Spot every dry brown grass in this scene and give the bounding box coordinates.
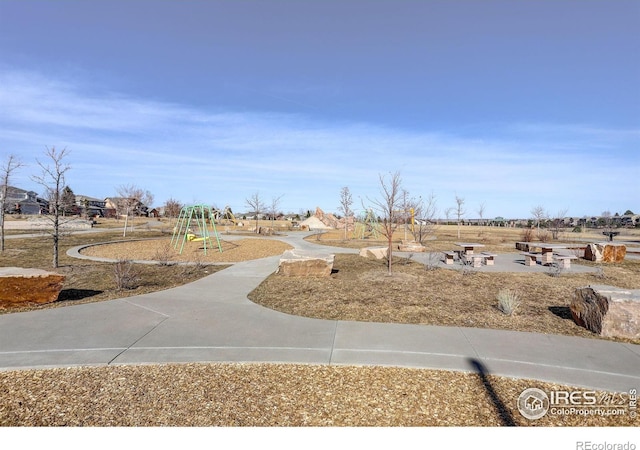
[250,226,640,345]
[0,230,223,313]
[249,254,640,344]
[0,231,291,314]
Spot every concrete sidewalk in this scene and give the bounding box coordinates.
[0,233,638,394]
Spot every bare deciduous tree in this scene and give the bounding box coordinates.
[409,191,438,244]
[531,204,548,238]
[370,171,403,275]
[477,201,486,237]
[31,146,71,268]
[163,198,183,218]
[269,194,284,227]
[245,191,265,233]
[0,154,23,252]
[116,184,154,237]
[550,208,569,240]
[454,194,466,239]
[338,186,354,240]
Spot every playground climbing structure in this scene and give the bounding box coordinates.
[354,209,381,240]
[171,204,223,255]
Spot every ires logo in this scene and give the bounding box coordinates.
[518,388,634,420]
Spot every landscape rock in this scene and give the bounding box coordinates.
[277,249,334,277]
[0,267,65,304]
[397,240,426,252]
[571,285,640,339]
[584,243,626,263]
[359,247,389,260]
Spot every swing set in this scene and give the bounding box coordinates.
[170,204,223,255]
[353,209,381,239]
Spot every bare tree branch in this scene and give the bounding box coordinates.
[115,184,153,237]
[338,186,354,240]
[370,171,402,274]
[31,146,71,268]
[454,194,466,239]
[0,154,24,252]
[245,191,265,233]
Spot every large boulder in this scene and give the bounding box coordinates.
[277,249,334,277]
[0,267,65,304]
[398,240,426,252]
[571,285,640,339]
[584,243,626,262]
[359,246,389,260]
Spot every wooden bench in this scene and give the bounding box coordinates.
[521,252,540,266]
[443,251,456,265]
[554,255,577,269]
[480,252,497,266]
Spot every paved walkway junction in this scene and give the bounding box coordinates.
[0,231,638,393]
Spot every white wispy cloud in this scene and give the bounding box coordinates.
[1,69,637,217]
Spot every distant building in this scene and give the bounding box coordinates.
[104,197,150,218]
[0,186,47,214]
[75,195,107,217]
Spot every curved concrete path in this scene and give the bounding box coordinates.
[0,233,638,394]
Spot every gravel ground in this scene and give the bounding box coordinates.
[1,363,636,427]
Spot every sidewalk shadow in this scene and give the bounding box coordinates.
[467,358,517,426]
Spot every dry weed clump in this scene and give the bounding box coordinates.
[497,289,521,316]
[113,259,140,290]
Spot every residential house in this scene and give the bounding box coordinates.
[0,185,47,214]
[75,195,107,218]
[104,197,149,218]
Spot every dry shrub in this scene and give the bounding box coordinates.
[153,242,177,266]
[497,289,520,316]
[520,228,534,242]
[113,259,140,290]
[547,262,564,278]
[537,229,550,242]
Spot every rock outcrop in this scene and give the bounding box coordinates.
[398,240,426,252]
[277,249,335,277]
[584,243,626,263]
[0,267,65,304]
[299,207,355,232]
[571,285,640,339]
[359,247,389,260]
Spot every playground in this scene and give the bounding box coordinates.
[79,236,292,264]
[0,219,639,426]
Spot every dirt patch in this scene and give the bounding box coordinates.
[80,237,293,263]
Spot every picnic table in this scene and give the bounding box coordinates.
[454,242,485,256]
[539,244,569,265]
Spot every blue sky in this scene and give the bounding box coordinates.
[1,0,638,219]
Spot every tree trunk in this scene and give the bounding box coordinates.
[0,209,5,252]
[387,235,393,274]
[52,226,59,268]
